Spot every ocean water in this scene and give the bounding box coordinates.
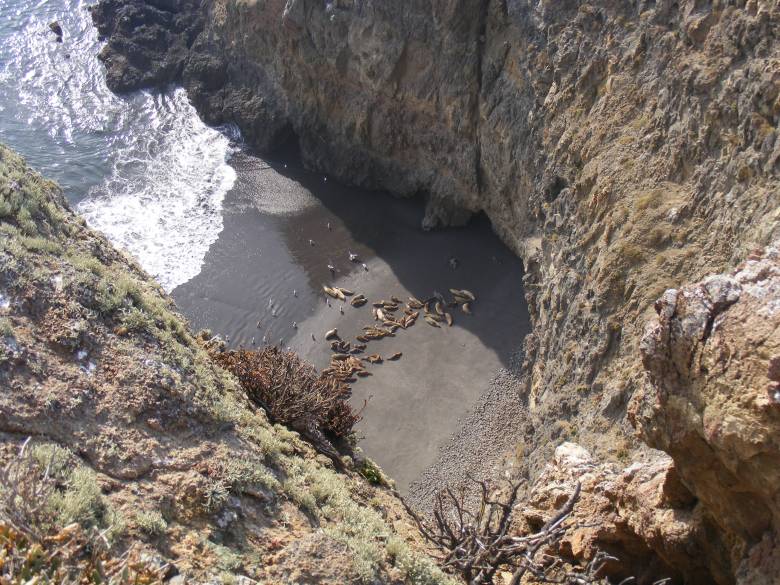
[0,0,237,291]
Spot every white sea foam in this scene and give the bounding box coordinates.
[78,90,237,291]
[0,0,238,292]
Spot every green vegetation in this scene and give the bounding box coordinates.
[279,456,455,584]
[0,317,12,338]
[0,145,65,236]
[2,442,126,542]
[135,509,168,536]
[357,458,385,485]
[205,459,280,514]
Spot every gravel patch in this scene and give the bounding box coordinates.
[405,350,531,514]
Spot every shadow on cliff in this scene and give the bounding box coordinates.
[257,142,531,369]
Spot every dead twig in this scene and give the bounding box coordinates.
[404,479,621,584]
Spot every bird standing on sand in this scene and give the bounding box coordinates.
[293,289,297,297]
[339,306,344,315]
[328,263,335,273]
[262,335,267,343]
[348,251,359,262]
[327,222,331,230]
[311,333,316,341]
[309,239,315,246]
[362,263,368,271]
[292,321,298,329]
[251,337,256,345]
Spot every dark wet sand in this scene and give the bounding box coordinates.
[173,151,531,492]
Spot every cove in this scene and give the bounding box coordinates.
[172,149,532,491]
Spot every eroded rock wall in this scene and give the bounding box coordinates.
[632,244,780,581]
[92,0,780,474]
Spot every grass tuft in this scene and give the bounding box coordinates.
[135,509,168,536]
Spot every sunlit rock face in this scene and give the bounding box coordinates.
[633,244,780,583]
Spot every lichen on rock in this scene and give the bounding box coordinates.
[632,243,780,582]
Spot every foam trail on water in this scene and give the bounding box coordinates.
[78,91,238,291]
[0,0,238,291]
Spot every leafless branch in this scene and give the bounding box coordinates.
[403,479,624,585]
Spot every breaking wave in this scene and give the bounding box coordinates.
[0,0,237,291]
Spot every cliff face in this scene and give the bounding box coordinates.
[0,144,453,584]
[633,245,780,582]
[92,0,780,470]
[89,0,780,581]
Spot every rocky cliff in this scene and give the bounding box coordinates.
[632,244,780,583]
[86,0,780,582]
[92,0,780,463]
[0,144,453,584]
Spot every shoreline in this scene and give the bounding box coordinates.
[174,150,531,492]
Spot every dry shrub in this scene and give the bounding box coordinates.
[214,347,362,439]
[0,439,163,584]
[0,522,166,584]
[405,479,612,585]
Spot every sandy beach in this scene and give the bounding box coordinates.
[173,151,530,492]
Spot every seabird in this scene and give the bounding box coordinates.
[339,306,344,315]
[311,333,316,341]
[309,239,315,246]
[251,337,256,345]
[292,321,298,329]
[348,251,359,262]
[327,222,331,230]
[327,263,335,272]
[293,289,297,297]
[262,335,267,343]
[362,263,368,271]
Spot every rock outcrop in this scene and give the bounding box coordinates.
[632,244,780,583]
[0,144,453,584]
[523,443,725,585]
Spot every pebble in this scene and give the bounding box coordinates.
[406,352,527,514]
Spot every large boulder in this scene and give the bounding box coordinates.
[524,443,727,584]
[632,244,780,582]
